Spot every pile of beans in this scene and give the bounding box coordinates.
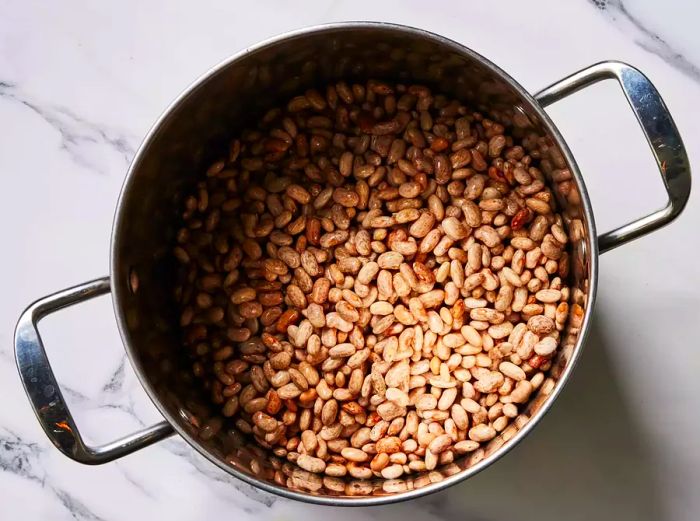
[173,79,570,483]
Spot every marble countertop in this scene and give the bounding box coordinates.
[2,0,699,520]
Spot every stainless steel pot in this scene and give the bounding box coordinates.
[15,22,691,505]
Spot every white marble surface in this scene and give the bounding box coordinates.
[2,0,699,519]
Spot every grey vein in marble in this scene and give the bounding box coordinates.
[162,439,277,508]
[114,463,158,501]
[591,0,700,81]
[101,356,126,394]
[53,489,107,521]
[0,427,46,485]
[0,428,106,520]
[0,81,136,174]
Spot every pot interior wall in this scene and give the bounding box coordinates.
[112,24,591,500]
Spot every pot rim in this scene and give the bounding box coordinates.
[110,21,599,506]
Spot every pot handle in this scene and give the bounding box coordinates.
[14,277,174,464]
[535,61,691,253]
